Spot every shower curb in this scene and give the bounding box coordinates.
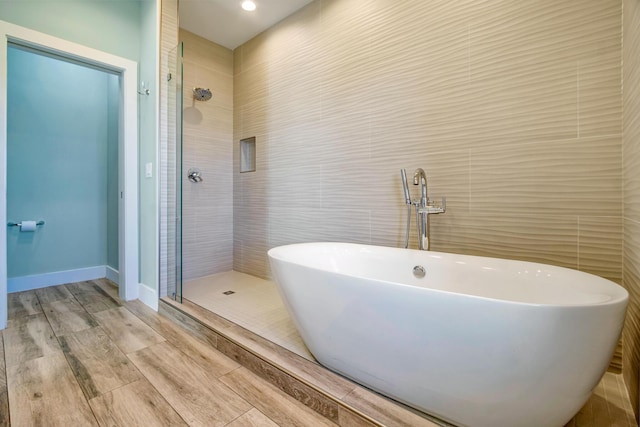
[158,297,448,427]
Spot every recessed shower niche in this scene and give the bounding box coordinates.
[240,137,256,173]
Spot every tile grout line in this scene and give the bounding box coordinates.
[63,282,119,425]
[72,281,192,427]
[45,283,165,426]
[121,349,192,426]
[139,306,277,424]
[120,300,247,426]
[36,284,102,426]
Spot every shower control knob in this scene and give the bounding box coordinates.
[187,168,203,183]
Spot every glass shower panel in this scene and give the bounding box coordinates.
[166,42,183,302]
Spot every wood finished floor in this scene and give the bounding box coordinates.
[0,279,636,427]
[0,279,338,426]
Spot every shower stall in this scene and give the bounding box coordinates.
[163,31,310,359]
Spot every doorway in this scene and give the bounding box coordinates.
[0,20,139,329]
[7,44,119,292]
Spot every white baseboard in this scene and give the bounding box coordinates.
[137,283,158,311]
[106,266,119,285]
[8,266,107,293]
[7,266,158,312]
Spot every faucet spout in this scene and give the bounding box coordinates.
[413,168,428,206]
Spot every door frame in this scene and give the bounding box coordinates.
[0,20,139,329]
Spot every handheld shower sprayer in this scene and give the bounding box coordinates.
[401,169,411,205]
[401,169,412,248]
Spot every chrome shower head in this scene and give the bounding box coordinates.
[193,87,212,101]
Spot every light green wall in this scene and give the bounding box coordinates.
[1,0,159,292]
[138,0,159,291]
[7,46,118,279]
[0,0,141,61]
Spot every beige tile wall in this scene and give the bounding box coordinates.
[232,0,627,402]
[623,0,640,419]
[233,0,622,279]
[180,29,234,281]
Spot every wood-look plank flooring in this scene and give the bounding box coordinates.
[2,280,636,427]
[0,280,340,427]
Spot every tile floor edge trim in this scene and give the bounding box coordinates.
[159,297,405,427]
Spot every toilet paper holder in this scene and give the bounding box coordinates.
[7,220,45,227]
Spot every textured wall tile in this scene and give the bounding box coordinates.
[370,206,419,250]
[234,133,270,277]
[268,207,372,250]
[240,100,269,140]
[234,184,269,277]
[239,32,270,73]
[262,1,322,67]
[624,0,640,221]
[369,80,473,142]
[183,241,234,280]
[470,136,622,216]
[429,212,579,269]
[467,0,621,141]
[369,0,471,79]
[234,240,271,279]
[579,51,622,137]
[623,219,640,418]
[469,0,621,80]
[180,29,234,281]
[265,126,324,209]
[320,0,378,45]
[316,122,372,210]
[266,207,329,249]
[375,72,576,143]
[368,145,470,214]
[624,0,640,417]
[268,81,322,133]
[466,60,578,141]
[234,62,269,109]
[624,126,640,220]
[318,0,380,123]
[578,216,622,283]
[182,29,233,76]
[268,65,322,136]
[233,45,242,76]
[233,0,622,282]
[184,68,233,109]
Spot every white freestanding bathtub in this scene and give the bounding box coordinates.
[267,242,628,427]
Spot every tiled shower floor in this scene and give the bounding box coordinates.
[183,271,313,359]
[183,271,636,427]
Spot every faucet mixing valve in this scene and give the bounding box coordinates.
[400,168,446,251]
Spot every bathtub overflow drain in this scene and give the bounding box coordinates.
[413,265,426,278]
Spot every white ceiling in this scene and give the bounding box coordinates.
[179,0,315,50]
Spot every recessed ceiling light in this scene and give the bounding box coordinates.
[241,1,256,11]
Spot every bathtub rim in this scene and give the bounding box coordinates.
[267,242,629,309]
